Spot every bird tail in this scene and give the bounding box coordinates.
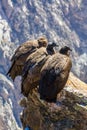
[6,61,16,81]
[6,61,15,76]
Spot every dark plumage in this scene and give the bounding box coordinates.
[7,37,48,81]
[39,46,72,103]
[46,42,58,55]
[21,43,58,97]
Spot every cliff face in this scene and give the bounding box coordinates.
[0,0,87,130]
[0,74,21,130]
[0,0,87,82]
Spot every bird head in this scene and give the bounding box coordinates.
[59,46,72,56]
[47,42,59,49]
[46,42,59,55]
[38,36,48,47]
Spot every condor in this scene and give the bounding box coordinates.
[7,37,48,81]
[39,46,72,103]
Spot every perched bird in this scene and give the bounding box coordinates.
[21,43,58,97]
[7,37,48,81]
[39,46,72,103]
[46,42,58,55]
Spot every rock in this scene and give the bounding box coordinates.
[20,73,87,130]
[0,73,21,130]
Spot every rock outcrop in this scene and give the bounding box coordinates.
[20,73,87,130]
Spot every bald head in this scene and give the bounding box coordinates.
[59,46,72,56]
[37,36,48,47]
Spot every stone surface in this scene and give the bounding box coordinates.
[20,73,87,130]
[0,73,21,130]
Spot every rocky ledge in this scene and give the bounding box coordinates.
[20,73,87,130]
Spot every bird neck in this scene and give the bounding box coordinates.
[46,46,55,55]
[59,50,69,56]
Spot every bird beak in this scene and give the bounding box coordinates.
[56,45,59,47]
[67,49,72,56]
[54,44,59,47]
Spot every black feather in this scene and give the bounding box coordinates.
[38,67,62,102]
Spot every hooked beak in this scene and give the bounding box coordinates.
[52,42,59,47]
[67,49,72,56]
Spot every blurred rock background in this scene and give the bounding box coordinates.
[0,0,87,129]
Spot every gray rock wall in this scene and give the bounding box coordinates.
[0,0,87,129]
